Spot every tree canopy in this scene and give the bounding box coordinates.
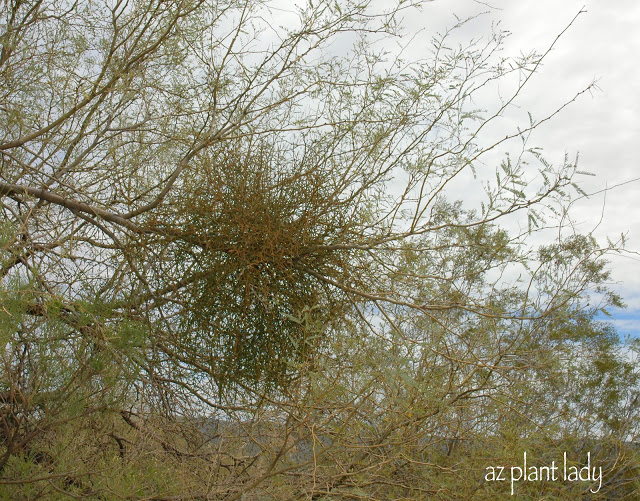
[1,0,638,498]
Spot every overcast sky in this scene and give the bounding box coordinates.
[400,0,640,338]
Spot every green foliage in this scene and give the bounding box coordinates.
[0,0,637,498]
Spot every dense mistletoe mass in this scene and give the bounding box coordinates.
[0,0,638,498]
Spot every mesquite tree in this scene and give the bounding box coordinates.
[1,0,637,497]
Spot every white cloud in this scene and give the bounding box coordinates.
[408,0,640,333]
